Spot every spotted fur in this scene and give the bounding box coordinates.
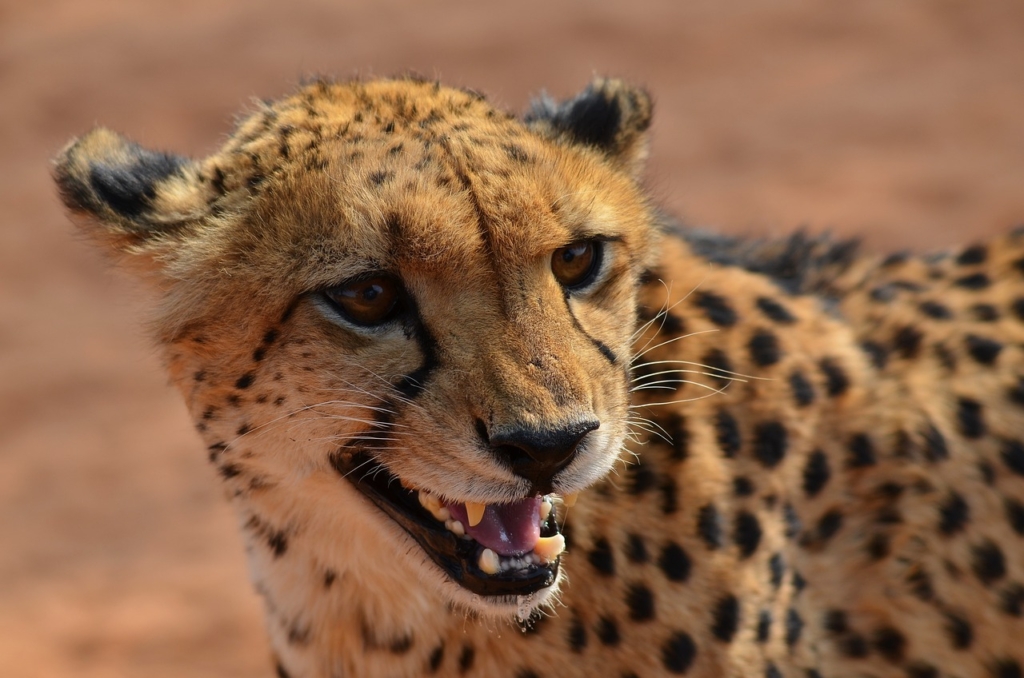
[56,76,1024,677]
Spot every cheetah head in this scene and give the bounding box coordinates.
[54,77,658,617]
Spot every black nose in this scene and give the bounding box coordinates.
[482,419,600,494]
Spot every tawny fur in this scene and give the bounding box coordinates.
[55,76,1024,678]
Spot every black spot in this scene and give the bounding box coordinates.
[819,358,850,396]
[784,504,803,539]
[957,244,987,265]
[792,570,807,592]
[934,342,958,370]
[786,608,804,648]
[516,670,539,678]
[734,511,763,559]
[865,533,890,560]
[237,423,252,436]
[817,510,844,542]
[661,476,679,515]
[753,421,788,468]
[628,459,657,495]
[972,540,1007,585]
[966,334,1003,365]
[662,631,697,674]
[749,330,783,366]
[957,398,985,439]
[803,450,831,497]
[263,328,279,344]
[1013,298,1024,321]
[714,409,741,458]
[1000,583,1024,616]
[789,370,816,407]
[972,303,1000,321]
[588,537,615,576]
[919,300,953,319]
[906,567,935,601]
[765,663,782,678]
[872,627,905,662]
[368,170,393,185]
[980,460,996,484]
[945,613,973,649]
[458,644,475,672]
[734,476,755,496]
[710,594,740,642]
[218,464,242,480]
[324,570,336,588]
[1006,498,1024,534]
[769,553,785,588]
[905,662,939,678]
[999,440,1024,477]
[268,531,288,557]
[698,504,723,549]
[938,491,970,535]
[1009,377,1024,406]
[823,609,848,634]
[568,615,587,652]
[252,347,266,362]
[954,272,990,289]
[426,644,445,672]
[624,533,649,564]
[847,433,876,468]
[839,633,870,658]
[893,325,924,359]
[235,373,255,389]
[194,370,206,383]
[757,610,772,642]
[695,291,738,327]
[596,616,620,646]
[660,542,691,582]
[756,296,797,324]
[702,348,735,387]
[860,340,889,369]
[663,413,691,461]
[992,659,1024,678]
[921,424,949,462]
[626,584,656,621]
[382,121,395,134]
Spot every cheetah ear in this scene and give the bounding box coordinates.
[53,128,209,271]
[525,77,653,177]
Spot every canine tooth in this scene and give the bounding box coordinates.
[465,501,486,527]
[418,491,440,512]
[562,492,579,508]
[533,534,566,563]
[479,548,499,575]
[446,519,465,537]
[539,498,552,521]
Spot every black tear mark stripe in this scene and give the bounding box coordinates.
[394,294,442,400]
[561,293,618,366]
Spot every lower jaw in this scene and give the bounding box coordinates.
[341,452,562,598]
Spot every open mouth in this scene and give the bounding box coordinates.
[338,452,569,597]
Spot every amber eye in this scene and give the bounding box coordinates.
[324,275,402,327]
[551,240,602,290]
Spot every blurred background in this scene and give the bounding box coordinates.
[2,0,1024,675]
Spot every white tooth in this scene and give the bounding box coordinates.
[446,519,465,537]
[437,507,451,522]
[562,492,579,508]
[539,498,552,522]
[418,491,440,513]
[479,548,500,575]
[533,534,566,563]
[465,501,486,527]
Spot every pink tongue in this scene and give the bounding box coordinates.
[446,498,541,557]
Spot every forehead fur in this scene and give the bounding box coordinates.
[169,78,652,321]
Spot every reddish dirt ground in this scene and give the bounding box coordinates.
[3,1,1024,676]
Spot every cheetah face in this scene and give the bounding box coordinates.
[55,77,658,614]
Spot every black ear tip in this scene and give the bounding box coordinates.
[53,128,188,220]
[526,77,652,158]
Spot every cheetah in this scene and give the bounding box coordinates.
[54,76,1024,678]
